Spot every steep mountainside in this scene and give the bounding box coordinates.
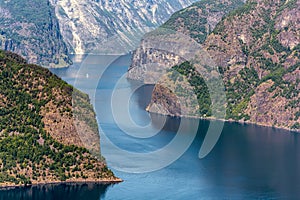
[133,0,300,131]
[49,0,198,54]
[0,50,120,187]
[202,0,300,130]
[128,0,245,83]
[0,0,72,68]
[0,0,197,66]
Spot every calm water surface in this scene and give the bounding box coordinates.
[1,54,299,199]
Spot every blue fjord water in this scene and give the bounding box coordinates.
[0,54,299,199]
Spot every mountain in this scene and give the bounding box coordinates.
[49,0,198,54]
[0,0,197,67]
[0,50,120,187]
[128,0,245,83]
[0,0,72,68]
[130,0,300,131]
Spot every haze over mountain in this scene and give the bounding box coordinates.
[0,0,72,68]
[49,0,198,54]
[0,0,198,67]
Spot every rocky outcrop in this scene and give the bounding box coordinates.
[202,0,300,131]
[128,0,245,83]
[134,0,300,132]
[49,0,198,55]
[0,0,72,68]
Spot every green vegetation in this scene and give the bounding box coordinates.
[171,62,212,116]
[225,67,259,120]
[0,0,51,25]
[158,0,299,131]
[209,0,299,124]
[0,50,114,185]
[226,1,257,19]
[161,0,245,44]
[0,0,71,67]
[291,123,300,130]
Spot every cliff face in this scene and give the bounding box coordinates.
[49,0,198,54]
[202,0,300,130]
[1,0,197,67]
[128,0,245,83]
[0,0,72,68]
[134,0,300,131]
[0,50,119,187]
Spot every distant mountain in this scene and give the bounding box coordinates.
[0,0,71,68]
[0,50,120,187]
[49,0,198,54]
[128,0,245,82]
[129,0,300,131]
[0,0,197,67]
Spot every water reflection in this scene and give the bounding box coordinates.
[0,183,111,200]
[150,113,181,132]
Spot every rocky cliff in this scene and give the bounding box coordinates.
[1,0,197,67]
[0,50,120,187]
[202,0,300,130]
[128,0,245,83]
[49,0,198,54]
[0,0,72,68]
[132,0,300,132]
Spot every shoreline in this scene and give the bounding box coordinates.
[147,109,300,133]
[0,178,123,190]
